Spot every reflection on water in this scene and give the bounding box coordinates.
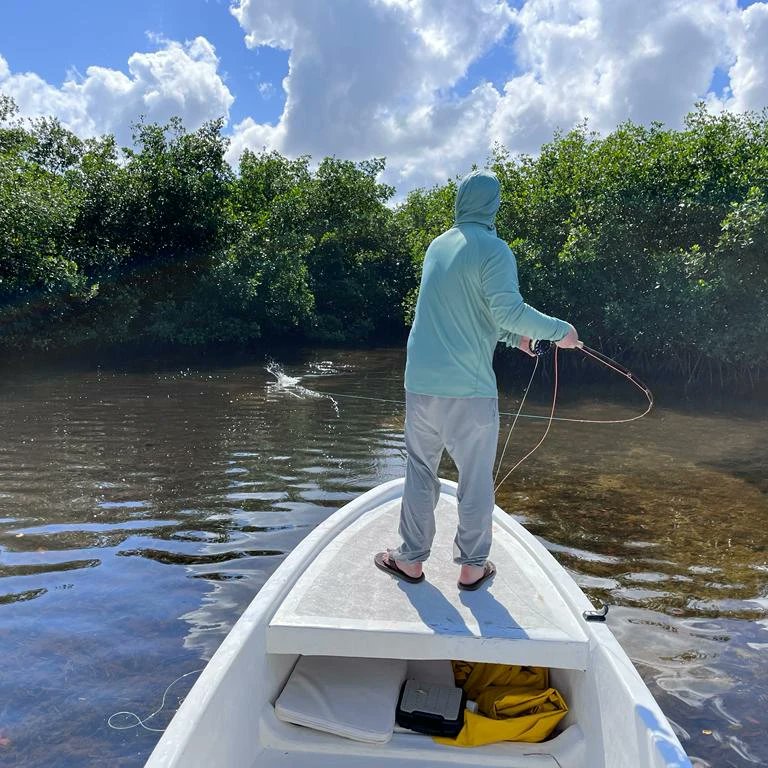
[0,348,765,767]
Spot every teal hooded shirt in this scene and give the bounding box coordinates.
[404,170,570,398]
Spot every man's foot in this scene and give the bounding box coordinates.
[374,552,424,583]
[458,561,496,591]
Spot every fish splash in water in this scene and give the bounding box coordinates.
[265,361,339,415]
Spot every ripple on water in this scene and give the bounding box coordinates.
[614,586,673,602]
[225,491,290,502]
[538,537,622,564]
[623,571,674,583]
[0,558,101,578]
[0,351,766,767]
[116,548,284,566]
[97,500,152,510]
[0,587,48,604]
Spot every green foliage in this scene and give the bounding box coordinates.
[120,117,234,282]
[0,100,414,351]
[491,106,768,372]
[0,93,766,380]
[0,107,87,348]
[300,156,412,341]
[395,182,456,323]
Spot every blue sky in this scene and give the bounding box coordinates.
[1,1,767,191]
[0,0,288,125]
[1,0,529,124]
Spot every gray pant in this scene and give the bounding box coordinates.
[392,392,499,567]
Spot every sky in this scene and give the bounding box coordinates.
[1,0,767,193]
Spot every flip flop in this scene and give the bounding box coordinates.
[374,552,425,584]
[458,561,496,591]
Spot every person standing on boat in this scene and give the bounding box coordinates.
[375,169,579,590]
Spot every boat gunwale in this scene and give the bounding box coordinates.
[145,479,407,766]
[146,478,692,768]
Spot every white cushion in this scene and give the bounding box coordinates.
[275,656,407,743]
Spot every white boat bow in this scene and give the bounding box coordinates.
[146,478,692,768]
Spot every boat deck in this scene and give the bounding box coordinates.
[268,495,589,670]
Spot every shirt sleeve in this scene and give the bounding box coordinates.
[498,330,521,348]
[481,243,570,342]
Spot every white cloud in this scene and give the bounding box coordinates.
[229,0,514,188]
[257,81,275,98]
[491,0,736,154]
[226,115,284,162]
[727,2,768,112]
[3,2,768,192]
[0,37,233,147]
[228,0,768,192]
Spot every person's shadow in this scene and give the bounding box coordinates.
[397,578,527,640]
[397,580,474,636]
[458,585,527,639]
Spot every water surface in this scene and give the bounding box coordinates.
[0,348,765,767]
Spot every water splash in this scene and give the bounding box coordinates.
[307,360,348,375]
[265,361,339,415]
[265,361,301,389]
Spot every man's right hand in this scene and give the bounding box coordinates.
[556,324,580,348]
[517,335,537,357]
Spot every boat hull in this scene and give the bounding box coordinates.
[145,479,691,768]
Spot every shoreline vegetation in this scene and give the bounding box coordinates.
[1,95,766,389]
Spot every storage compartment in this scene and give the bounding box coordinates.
[271,654,583,762]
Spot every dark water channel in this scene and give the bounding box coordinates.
[0,348,766,767]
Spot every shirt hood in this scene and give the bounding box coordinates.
[454,169,501,230]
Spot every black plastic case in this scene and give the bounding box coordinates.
[395,679,467,737]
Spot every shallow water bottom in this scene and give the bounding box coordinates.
[0,348,765,767]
